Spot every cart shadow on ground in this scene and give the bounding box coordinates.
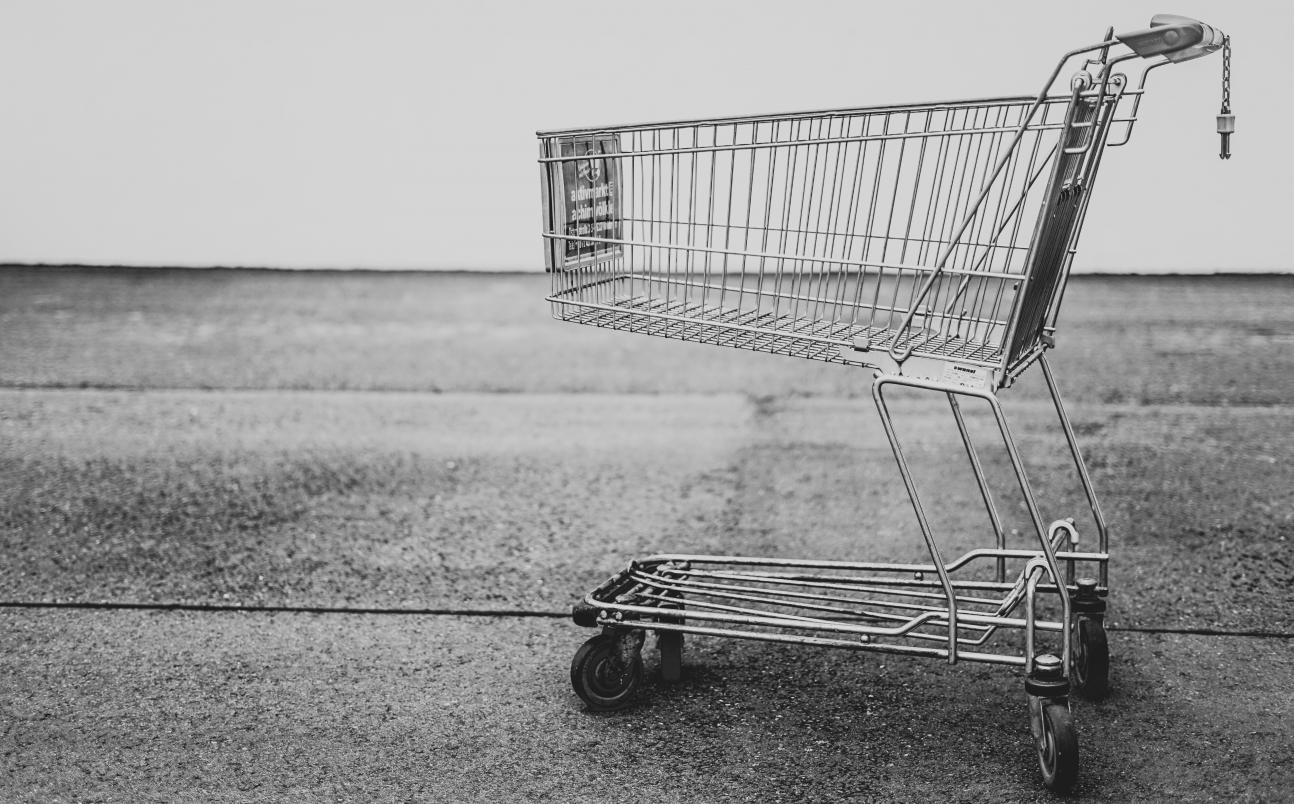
[539,625,1290,802]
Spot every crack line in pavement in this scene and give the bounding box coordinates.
[1104,624,1294,639]
[2,601,1292,639]
[0,601,565,618]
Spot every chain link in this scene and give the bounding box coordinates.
[1221,35,1231,113]
[1221,36,1232,112]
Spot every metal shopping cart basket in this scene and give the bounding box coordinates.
[536,14,1231,792]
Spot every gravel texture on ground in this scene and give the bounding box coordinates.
[3,390,1291,634]
[1,268,1291,801]
[2,268,1291,405]
[2,612,1289,803]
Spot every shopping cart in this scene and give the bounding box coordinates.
[537,15,1230,793]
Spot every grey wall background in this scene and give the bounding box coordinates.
[0,1,1282,272]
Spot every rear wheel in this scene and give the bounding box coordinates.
[1071,615,1110,699]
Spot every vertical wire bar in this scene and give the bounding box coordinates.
[986,102,1038,342]
[998,99,1061,341]
[879,112,910,331]
[859,114,888,321]
[987,117,1050,353]
[729,120,750,312]
[858,109,905,331]
[873,377,960,663]
[954,105,1008,342]
[1039,355,1110,589]
[791,116,824,320]
[833,113,868,327]
[822,115,850,324]
[984,389,1072,675]
[884,109,931,335]
[843,116,875,329]
[812,115,848,323]
[669,126,680,323]
[787,119,815,319]
[703,125,719,312]
[648,129,659,301]
[928,108,976,336]
[754,121,781,320]
[686,125,700,311]
[897,109,933,267]
[927,107,966,267]
[877,110,906,273]
[772,120,803,321]
[929,106,981,339]
[809,117,832,322]
[947,393,1008,583]
[731,121,747,311]
[734,122,759,314]
[541,138,557,303]
[906,111,954,330]
[822,116,855,325]
[968,104,1021,344]
[795,116,823,320]
[958,105,1005,341]
[631,130,641,300]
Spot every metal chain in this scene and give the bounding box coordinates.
[1218,36,1233,159]
[1221,35,1231,114]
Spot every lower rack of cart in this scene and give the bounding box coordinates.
[568,524,1110,793]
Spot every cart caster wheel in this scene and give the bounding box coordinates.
[1071,615,1109,699]
[570,633,643,711]
[658,631,683,683]
[1034,700,1079,793]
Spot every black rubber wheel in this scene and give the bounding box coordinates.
[1071,615,1110,699]
[1037,701,1079,793]
[570,634,643,711]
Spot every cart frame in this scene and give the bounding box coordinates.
[538,15,1227,793]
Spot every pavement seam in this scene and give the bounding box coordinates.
[2,601,1291,639]
[0,600,566,618]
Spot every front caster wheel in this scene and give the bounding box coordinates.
[1071,615,1110,699]
[570,633,643,711]
[1034,700,1079,793]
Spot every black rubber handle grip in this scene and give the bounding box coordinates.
[1116,14,1225,63]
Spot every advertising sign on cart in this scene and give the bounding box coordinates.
[543,135,622,270]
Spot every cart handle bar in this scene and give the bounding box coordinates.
[1116,14,1225,63]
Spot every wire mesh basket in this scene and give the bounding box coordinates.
[543,80,1132,387]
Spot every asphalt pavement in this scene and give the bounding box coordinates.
[1,269,1291,802]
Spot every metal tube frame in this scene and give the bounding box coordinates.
[553,21,1211,680]
[583,365,1109,678]
[1039,355,1110,589]
[872,372,1073,674]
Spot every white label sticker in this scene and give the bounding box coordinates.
[940,362,989,389]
